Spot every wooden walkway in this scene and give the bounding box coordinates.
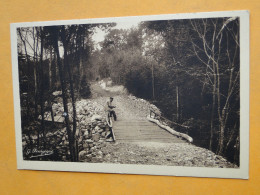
[113,119,186,143]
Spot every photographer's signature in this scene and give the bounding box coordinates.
[26,148,54,158]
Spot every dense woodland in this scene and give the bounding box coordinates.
[17,17,240,164]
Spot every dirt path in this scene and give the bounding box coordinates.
[112,96,186,143]
[91,83,185,143]
[88,82,237,168]
[91,82,148,120]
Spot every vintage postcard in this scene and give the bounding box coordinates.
[11,10,249,178]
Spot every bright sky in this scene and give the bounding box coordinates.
[92,21,140,44]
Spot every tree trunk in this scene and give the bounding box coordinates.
[49,47,52,89]
[33,27,39,119]
[18,29,31,123]
[78,36,84,93]
[209,73,216,150]
[218,122,225,155]
[61,28,78,161]
[49,99,55,124]
[53,52,58,89]
[39,27,46,147]
[176,86,179,122]
[52,28,75,162]
[152,63,155,100]
[224,122,237,153]
[64,46,77,160]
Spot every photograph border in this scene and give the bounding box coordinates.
[11,10,249,179]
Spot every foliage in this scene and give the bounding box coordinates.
[79,75,91,98]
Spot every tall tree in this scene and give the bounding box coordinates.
[190,18,240,155]
[46,26,76,161]
[38,27,46,146]
[60,25,78,161]
[17,28,31,122]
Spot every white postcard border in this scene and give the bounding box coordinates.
[11,10,249,179]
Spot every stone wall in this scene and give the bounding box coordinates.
[22,98,113,162]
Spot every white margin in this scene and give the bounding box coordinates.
[10,10,250,179]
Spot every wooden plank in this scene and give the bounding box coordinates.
[113,126,161,129]
[127,125,153,126]
[113,118,186,143]
[115,139,184,142]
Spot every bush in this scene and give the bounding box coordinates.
[80,76,91,98]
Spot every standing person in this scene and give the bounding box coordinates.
[106,97,117,121]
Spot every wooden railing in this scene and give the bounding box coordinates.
[149,109,190,130]
[148,108,193,143]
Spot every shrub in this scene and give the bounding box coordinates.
[80,76,91,98]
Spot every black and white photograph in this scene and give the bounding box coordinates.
[11,11,249,178]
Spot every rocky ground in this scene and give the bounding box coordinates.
[99,142,237,168]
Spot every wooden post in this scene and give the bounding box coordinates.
[176,86,179,122]
[152,63,155,100]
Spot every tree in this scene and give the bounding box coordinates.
[190,18,240,155]
[44,25,77,161]
[43,23,114,161]
[142,27,165,100]
[38,27,47,146]
[142,20,192,121]
[97,28,144,85]
[17,28,32,122]
[60,25,78,161]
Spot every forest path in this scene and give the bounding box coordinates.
[113,97,186,143]
[91,82,185,143]
[89,82,236,168]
